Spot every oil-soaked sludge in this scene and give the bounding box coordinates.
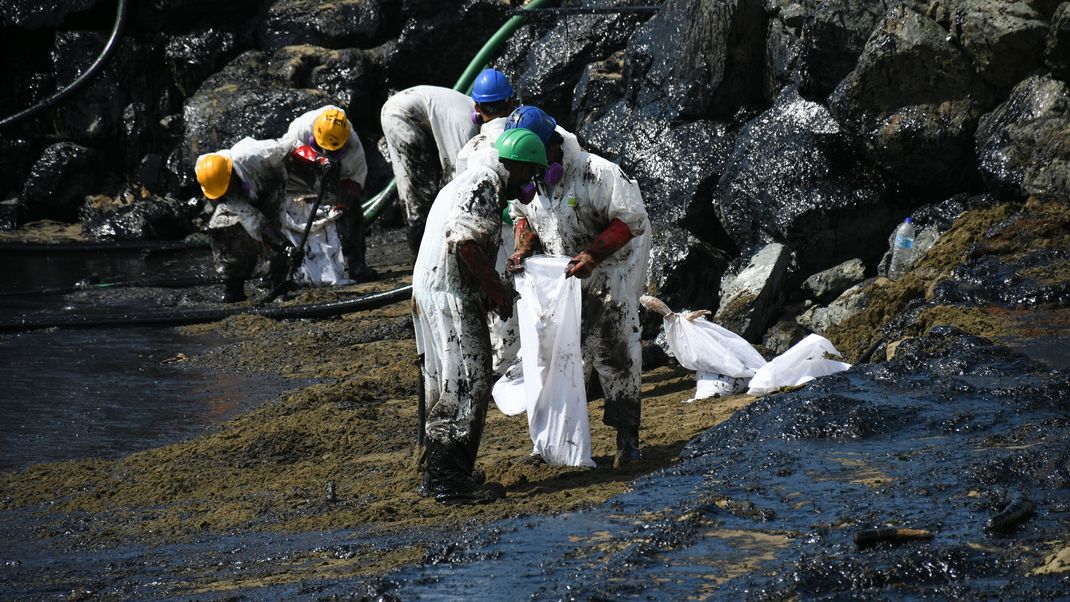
[377,327,1069,600]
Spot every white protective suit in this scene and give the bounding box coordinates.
[277,105,369,286]
[202,137,289,283]
[412,148,508,463]
[511,129,651,431]
[278,104,368,190]
[454,116,519,374]
[381,86,478,243]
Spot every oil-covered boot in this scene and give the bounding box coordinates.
[222,279,246,303]
[420,440,502,505]
[613,425,642,469]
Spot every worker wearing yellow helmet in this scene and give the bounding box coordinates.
[278,105,374,282]
[194,137,291,303]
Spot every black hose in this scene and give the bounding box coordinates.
[0,285,412,332]
[0,0,129,131]
[0,239,208,254]
[0,276,225,297]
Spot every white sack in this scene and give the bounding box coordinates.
[691,372,750,402]
[280,203,351,287]
[514,255,594,467]
[746,333,851,396]
[664,312,767,377]
[491,360,526,416]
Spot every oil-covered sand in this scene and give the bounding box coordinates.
[2,199,1069,599]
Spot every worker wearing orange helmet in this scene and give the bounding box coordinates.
[278,105,374,282]
[195,137,291,302]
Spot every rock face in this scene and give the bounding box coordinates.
[798,0,902,100]
[0,0,96,29]
[829,5,994,196]
[950,0,1050,91]
[624,0,767,120]
[80,187,194,241]
[712,87,898,273]
[258,0,392,53]
[797,280,870,334]
[715,242,790,342]
[20,142,102,221]
[975,74,1070,202]
[1047,2,1070,80]
[801,258,866,303]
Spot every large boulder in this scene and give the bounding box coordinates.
[949,0,1049,91]
[496,0,652,123]
[712,87,899,273]
[20,142,103,221]
[797,0,906,100]
[386,0,507,89]
[1046,2,1070,81]
[801,258,866,303]
[624,0,767,120]
[828,5,994,196]
[764,3,808,103]
[975,74,1070,202]
[165,29,242,100]
[715,242,790,342]
[258,0,392,52]
[0,137,39,201]
[0,0,95,28]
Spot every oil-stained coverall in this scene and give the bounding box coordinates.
[453,116,518,375]
[279,105,370,280]
[412,148,511,498]
[202,137,289,298]
[381,86,479,255]
[510,129,651,462]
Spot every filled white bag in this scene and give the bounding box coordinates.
[513,255,595,467]
[491,359,526,416]
[280,203,352,286]
[746,333,851,396]
[640,295,766,402]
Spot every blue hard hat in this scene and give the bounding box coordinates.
[505,105,557,145]
[471,68,514,103]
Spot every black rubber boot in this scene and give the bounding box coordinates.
[420,440,502,505]
[613,426,642,469]
[222,279,246,303]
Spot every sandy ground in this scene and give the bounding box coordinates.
[0,236,758,589]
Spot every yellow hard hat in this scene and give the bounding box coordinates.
[195,153,233,200]
[313,108,350,151]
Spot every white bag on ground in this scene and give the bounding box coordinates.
[640,295,766,402]
[491,359,526,416]
[280,202,352,286]
[746,333,851,396]
[513,255,594,467]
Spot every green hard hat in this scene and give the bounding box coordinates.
[495,127,548,167]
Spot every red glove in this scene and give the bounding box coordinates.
[507,218,541,273]
[565,218,634,279]
[291,145,335,174]
[457,240,514,320]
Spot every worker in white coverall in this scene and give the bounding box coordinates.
[507,110,651,469]
[382,68,517,256]
[278,106,373,282]
[451,105,553,376]
[195,137,291,303]
[412,128,547,505]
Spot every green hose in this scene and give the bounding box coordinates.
[361,0,553,222]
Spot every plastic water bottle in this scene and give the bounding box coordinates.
[888,217,915,280]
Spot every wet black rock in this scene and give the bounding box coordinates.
[645,237,730,337]
[497,0,653,123]
[571,51,627,130]
[624,0,767,120]
[797,0,906,100]
[165,29,242,100]
[763,5,806,103]
[949,0,1049,91]
[258,0,394,53]
[51,32,167,146]
[1046,3,1070,80]
[0,198,26,230]
[828,5,994,196]
[933,248,1070,308]
[0,0,95,29]
[712,87,899,272]
[80,187,195,241]
[975,74,1070,202]
[386,0,507,89]
[0,138,39,201]
[20,142,102,221]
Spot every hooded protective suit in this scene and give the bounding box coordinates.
[279,105,370,281]
[381,86,479,253]
[511,129,650,432]
[412,148,510,487]
[201,137,289,286]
